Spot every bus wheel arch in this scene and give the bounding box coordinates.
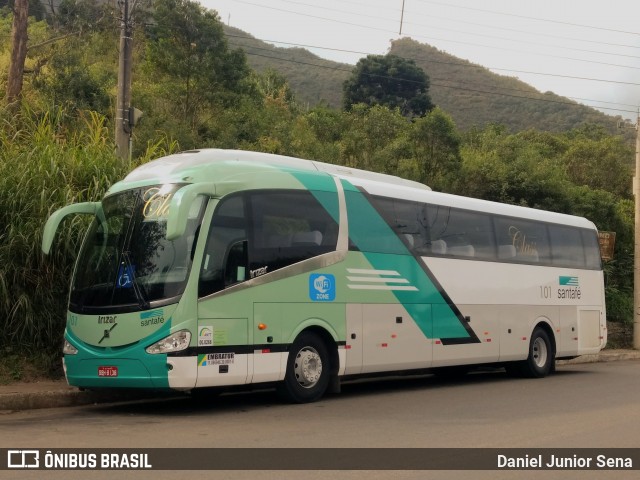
[535,321,557,370]
[278,328,337,403]
[508,322,556,378]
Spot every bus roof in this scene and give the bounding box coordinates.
[123,149,431,192]
[356,177,596,230]
[120,149,594,231]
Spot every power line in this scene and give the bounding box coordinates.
[281,0,640,58]
[417,0,640,37]
[401,31,640,71]
[407,11,640,51]
[233,1,640,71]
[332,0,640,50]
[226,33,640,89]
[567,97,640,109]
[228,40,638,115]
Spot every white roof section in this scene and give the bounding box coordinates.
[124,148,431,191]
[359,177,595,229]
[124,149,593,230]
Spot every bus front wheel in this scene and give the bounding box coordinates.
[278,332,330,403]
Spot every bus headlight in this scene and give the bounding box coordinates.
[63,339,78,355]
[146,330,191,354]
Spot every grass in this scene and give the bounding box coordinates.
[0,104,176,376]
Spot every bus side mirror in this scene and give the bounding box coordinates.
[166,183,216,241]
[42,202,101,254]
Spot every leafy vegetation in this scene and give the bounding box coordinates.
[0,1,635,379]
[343,54,433,118]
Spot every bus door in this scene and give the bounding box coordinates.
[196,197,251,387]
[196,241,250,387]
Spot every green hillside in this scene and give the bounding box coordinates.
[388,38,623,133]
[226,27,626,134]
[224,25,350,109]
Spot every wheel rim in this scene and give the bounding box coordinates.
[532,336,548,368]
[293,346,323,389]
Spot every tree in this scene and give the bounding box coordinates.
[39,44,111,112]
[290,105,345,162]
[409,107,461,189]
[560,129,633,198]
[339,104,410,173]
[342,54,433,118]
[458,125,571,212]
[144,0,252,130]
[6,0,28,107]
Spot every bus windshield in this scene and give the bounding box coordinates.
[69,184,205,313]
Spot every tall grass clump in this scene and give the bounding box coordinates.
[0,104,151,374]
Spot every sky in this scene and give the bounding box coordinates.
[199,0,640,121]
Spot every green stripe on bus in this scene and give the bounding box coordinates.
[291,173,469,340]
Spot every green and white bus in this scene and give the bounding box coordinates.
[42,149,606,403]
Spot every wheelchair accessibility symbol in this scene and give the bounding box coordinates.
[117,264,135,289]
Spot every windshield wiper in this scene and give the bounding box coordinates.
[121,251,150,310]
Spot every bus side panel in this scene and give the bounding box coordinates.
[360,304,432,373]
[425,257,605,363]
[252,303,285,384]
[254,302,345,383]
[578,308,606,353]
[432,304,499,367]
[498,306,543,362]
[558,305,579,358]
[194,317,250,388]
[345,304,364,375]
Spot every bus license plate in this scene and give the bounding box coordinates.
[98,366,118,377]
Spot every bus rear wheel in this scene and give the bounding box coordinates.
[278,332,330,403]
[508,327,554,378]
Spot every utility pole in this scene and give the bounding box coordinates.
[635,113,640,349]
[399,0,406,35]
[115,0,133,162]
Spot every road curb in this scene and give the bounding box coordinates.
[0,387,179,412]
[0,389,95,411]
[558,350,640,365]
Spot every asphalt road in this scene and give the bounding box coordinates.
[1,360,639,480]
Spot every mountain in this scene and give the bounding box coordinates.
[224,26,628,134]
[224,26,351,109]
[388,38,624,133]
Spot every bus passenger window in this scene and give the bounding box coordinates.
[248,190,339,275]
[369,196,427,254]
[493,217,550,264]
[426,205,495,260]
[582,230,602,269]
[549,225,585,268]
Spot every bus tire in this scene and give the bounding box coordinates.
[519,327,554,378]
[278,332,330,403]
